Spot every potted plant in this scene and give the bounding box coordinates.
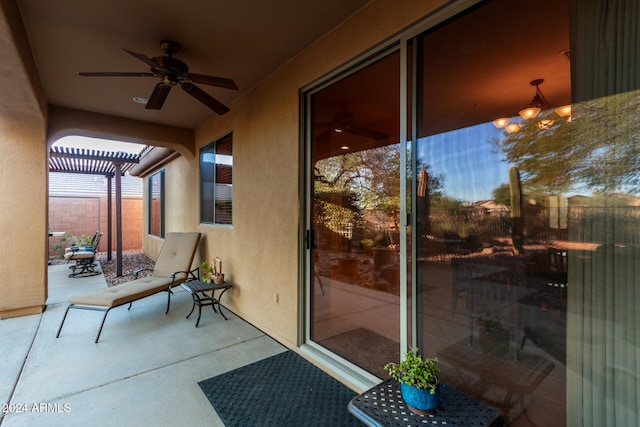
[200,257,224,284]
[53,232,94,258]
[384,347,441,414]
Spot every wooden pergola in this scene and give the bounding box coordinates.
[49,146,144,276]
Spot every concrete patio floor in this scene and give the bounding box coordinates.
[0,264,288,426]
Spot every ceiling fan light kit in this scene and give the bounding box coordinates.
[492,78,572,133]
[78,40,238,114]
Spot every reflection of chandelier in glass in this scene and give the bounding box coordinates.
[554,104,572,119]
[519,79,549,119]
[492,78,572,133]
[504,122,522,133]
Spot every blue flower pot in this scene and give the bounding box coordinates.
[400,382,440,414]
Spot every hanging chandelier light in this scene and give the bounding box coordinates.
[519,79,549,119]
[554,104,572,120]
[492,78,572,133]
[492,117,511,129]
[505,123,522,133]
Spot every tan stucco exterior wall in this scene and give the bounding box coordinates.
[141,155,200,262]
[47,106,195,157]
[0,0,48,318]
[157,0,449,347]
[0,0,448,327]
[0,117,48,318]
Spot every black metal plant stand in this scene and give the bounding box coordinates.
[180,280,232,327]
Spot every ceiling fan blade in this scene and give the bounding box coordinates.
[188,73,238,90]
[347,126,390,141]
[315,121,335,128]
[78,71,154,77]
[122,48,158,68]
[145,82,172,109]
[181,83,230,115]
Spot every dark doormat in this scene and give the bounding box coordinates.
[318,328,399,379]
[198,351,362,427]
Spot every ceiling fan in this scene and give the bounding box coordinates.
[316,111,389,141]
[78,40,238,114]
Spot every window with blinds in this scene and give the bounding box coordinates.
[149,169,165,237]
[200,133,233,225]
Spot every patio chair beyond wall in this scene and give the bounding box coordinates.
[64,232,103,278]
[56,232,201,342]
[64,230,101,255]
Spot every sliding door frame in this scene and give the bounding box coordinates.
[297,0,486,390]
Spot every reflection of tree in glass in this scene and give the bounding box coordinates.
[492,183,511,206]
[315,145,401,213]
[491,181,548,207]
[494,90,640,195]
[314,145,403,239]
[313,189,364,236]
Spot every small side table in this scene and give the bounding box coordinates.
[180,280,232,327]
[348,379,504,427]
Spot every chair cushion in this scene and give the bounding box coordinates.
[69,276,174,308]
[65,251,95,260]
[152,232,201,278]
[65,246,95,253]
[66,232,201,309]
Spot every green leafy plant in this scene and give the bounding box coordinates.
[200,258,223,284]
[53,232,73,257]
[200,261,216,284]
[384,347,440,394]
[53,232,94,257]
[81,235,92,246]
[360,238,375,250]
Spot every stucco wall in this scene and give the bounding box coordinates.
[0,0,48,318]
[141,155,200,263]
[154,0,448,346]
[1,0,447,320]
[0,117,48,318]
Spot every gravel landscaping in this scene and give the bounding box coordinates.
[50,249,155,287]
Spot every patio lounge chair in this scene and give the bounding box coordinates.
[56,231,201,342]
[64,232,103,278]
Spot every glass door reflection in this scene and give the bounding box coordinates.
[309,51,401,378]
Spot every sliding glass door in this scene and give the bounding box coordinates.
[412,0,570,422]
[307,51,402,378]
[412,0,639,426]
[305,0,640,425]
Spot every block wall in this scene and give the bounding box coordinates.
[48,196,142,257]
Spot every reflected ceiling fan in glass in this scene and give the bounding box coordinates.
[316,111,390,141]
